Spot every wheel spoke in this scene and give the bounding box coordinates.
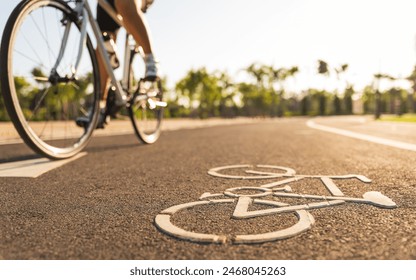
[28,87,51,122]
[30,12,57,62]
[19,32,47,69]
[42,7,53,67]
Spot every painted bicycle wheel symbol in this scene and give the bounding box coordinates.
[155,165,397,244]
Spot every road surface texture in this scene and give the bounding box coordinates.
[0,117,415,259]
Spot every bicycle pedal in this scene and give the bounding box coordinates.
[154,101,167,107]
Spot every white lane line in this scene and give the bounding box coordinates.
[0,152,86,178]
[306,119,416,152]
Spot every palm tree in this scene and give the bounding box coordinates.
[317,60,350,115]
[335,64,349,77]
[316,60,330,115]
[317,60,330,76]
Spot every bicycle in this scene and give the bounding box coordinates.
[155,164,397,244]
[0,0,166,159]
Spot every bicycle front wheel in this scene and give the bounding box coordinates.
[0,0,100,159]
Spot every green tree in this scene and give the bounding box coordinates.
[300,93,310,116]
[269,66,299,117]
[306,89,328,116]
[217,72,238,117]
[373,73,396,119]
[239,82,271,116]
[246,63,269,88]
[242,63,273,116]
[317,60,350,115]
[175,68,222,118]
[362,85,375,114]
[343,86,354,115]
[333,95,341,115]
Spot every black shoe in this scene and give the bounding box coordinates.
[105,88,123,118]
[75,88,123,129]
[75,108,108,129]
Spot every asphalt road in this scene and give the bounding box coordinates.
[0,117,415,260]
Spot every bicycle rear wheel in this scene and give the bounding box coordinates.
[127,49,164,144]
[0,0,100,159]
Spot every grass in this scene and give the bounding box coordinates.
[380,113,416,123]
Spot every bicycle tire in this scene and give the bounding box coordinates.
[127,48,163,144]
[155,198,315,244]
[0,0,100,159]
[208,164,297,180]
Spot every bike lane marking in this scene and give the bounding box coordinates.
[0,152,86,178]
[306,119,416,152]
[155,165,397,244]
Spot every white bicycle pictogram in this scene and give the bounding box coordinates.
[155,165,397,244]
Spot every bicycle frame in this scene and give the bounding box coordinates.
[55,0,140,106]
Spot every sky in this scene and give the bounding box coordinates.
[1,0,416,92]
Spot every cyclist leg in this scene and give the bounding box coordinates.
[76,0,121,129]
[78,0,159,128]
[114,0,158,79]
[96,0,120,102]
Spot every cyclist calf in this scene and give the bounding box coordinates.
[79,0,159,128]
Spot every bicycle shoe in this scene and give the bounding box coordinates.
[105,88,123,118]
[75,108,108,129]
[144,54,159,81]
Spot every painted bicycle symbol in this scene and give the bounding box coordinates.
[155,165,397,244]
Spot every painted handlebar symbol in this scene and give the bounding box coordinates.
[155,165,397,244]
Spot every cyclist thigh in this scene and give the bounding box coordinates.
[114,0,143,13]
[97,0,121,33]
[97,0,145,33]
